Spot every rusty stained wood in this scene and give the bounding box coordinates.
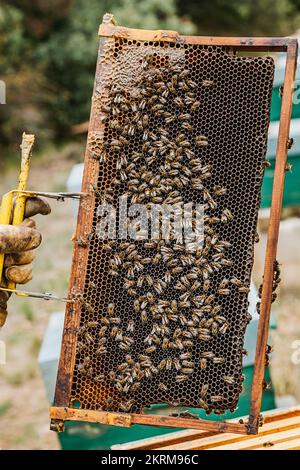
[130,413,248,434]
[248,39,298,434]
[50,407,132,428]
[49,406,248,434]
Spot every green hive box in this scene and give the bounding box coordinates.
[263,54,300,209]
[263,91,300,208]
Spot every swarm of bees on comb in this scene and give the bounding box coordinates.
[72,44,274,416]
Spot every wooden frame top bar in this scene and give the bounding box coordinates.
[99,23,297,52]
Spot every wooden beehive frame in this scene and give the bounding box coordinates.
[50,15,298,435]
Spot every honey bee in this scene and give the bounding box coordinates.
[191,100,200,112]
[201,351,214,359]
[223,375,235,385]
[213,185,227,196]
[158,383,168,392]
[262,379,272,391]
[151,103,163,113]
[98,337,107,346]
[178,81,189,92]
[200,358,207,369]
[110,326,119,338]
[145,345,156,354]
[141,311,148,323]
[176,374,189,383]
[181,367,194,375]
[220,258,233,267]
[285,162,293,172]
[198,329,211,342]
[179,351,191,360]
[203,280,211,292]
[186,79,197,89]
[195,135,208,147]
[198,398,209,411]
[146,292,155,304]
[100,316,110,326]
[124,279,136,290]
[178,113,191,121]
[127,287,137,297]
[95,346,107,355]
[77,361,89,375]
[202,79,214,87]
[158,359,167,371]
[211,395,224,403]
[131,382,141,392]
[230,277,242,287]
[182,122,193,132]
[84,332,94,345]
[164,357,172,370]
[119,342,130,351]
[174,96,184,108]
[108,370,116,382]
[77,341,87,352]
[218,286,230,296]
[94,374,105,383]
[221,209,234,223]
[182,360,195,368]
[213,357,225,364]
[219,323,229,335]
[210,322,218,336]
[166,81,176,93]
[117,362,129,372]
[127,320,135,333]
[214,315,226,325]
[86,320,99,328]
[120,399,135,412]
[200,384,209,398]
[262,158,271,169]
[107,303,115,316]
[177,69,189,79]
[238,286,250,294]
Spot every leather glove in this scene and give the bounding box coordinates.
[0,197,51,326]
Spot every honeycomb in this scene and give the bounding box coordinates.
[69,37,274,416]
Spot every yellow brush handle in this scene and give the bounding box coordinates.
[0,192,14,283]
[7,133,35,290]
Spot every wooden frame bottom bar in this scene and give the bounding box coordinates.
[49,407,249,434]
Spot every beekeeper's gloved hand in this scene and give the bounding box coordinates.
[0,197,51,327]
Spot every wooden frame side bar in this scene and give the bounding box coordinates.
[98,23,296,52]
[248,40,298,434]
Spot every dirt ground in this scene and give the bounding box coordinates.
[0,144,82,450]
[0,145,299,449]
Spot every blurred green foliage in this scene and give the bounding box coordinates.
[0,0,300,161]
[178,0,300,36]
